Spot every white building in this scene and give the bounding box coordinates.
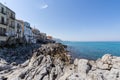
[0,3,7,42]
[24,22,32,43]
[6,6,16,37]
[40,32,47,41]
[15,19,23,39]
[32,28,40,43]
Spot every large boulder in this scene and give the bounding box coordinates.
[78,59,90,74]
[63,54,120,80]
[101,54,113,64]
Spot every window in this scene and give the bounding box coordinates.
[11,13,12,17]
[0,27,6,36]
[12,21,15,26]
[1,7,4,13]
[17,23,20,33]
[1,16,5,24]
[6,19,9,25]
[11,13,15,19]
[10,21,15,28]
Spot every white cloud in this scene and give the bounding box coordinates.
[39,0,48,10]
[40,4,48,9]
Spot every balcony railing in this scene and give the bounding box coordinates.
[0,33,7,36]
[0,22,7,25]
[0,28,7,36]
[10,15,15,20]
[9,25,15,28]
[0,11,6,15]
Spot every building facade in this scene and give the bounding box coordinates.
[0,3,7,42]
[47,36,53,40]
[24,22,33,43]
[15,19,23,39]
[6,7,16,37]
[0,3,44,45]
[40,32,47,41]
[32,28,40,43]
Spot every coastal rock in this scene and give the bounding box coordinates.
[96,60,110,70]
[62,54,120,80]
[0,43,70,80]
[78,59,90,74]
[1,42,120,80]
[0,44,41,64]
[66,73,85,80]
[87,71,104,80]
[101,54,112,64]
[74,58,79,66]
[0,63,11,71]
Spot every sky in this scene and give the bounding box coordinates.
[0,0,120,41]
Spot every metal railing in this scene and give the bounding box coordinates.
[0,22,7,25]
[0,11,6,15]
[10,15,15,19]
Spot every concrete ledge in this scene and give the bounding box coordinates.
[0,36,7,41]
[0,24,7,28]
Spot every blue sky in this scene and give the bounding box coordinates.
[0,0,120,41]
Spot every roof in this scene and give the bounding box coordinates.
[16,19,24,25]
[0,2,6,7]
[6,6,15,14]
[32,28,40,32]
[0,2,15,14]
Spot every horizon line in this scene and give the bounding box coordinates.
[62,40,120,42]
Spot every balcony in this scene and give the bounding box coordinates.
[9,25,15,28]
[10,15,15,20]
[0,22,7,25]
[0,28,7,36]
[0,9,6,15]
[0,33,7,36]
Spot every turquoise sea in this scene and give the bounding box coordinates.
[62,41,120,60]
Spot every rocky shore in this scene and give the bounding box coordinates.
[0,42,120,80]
[0,44,41,64]
[0,43,71,80]
[61,54,120,80]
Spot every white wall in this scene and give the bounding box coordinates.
[24,22,33,43]
[0,3,7,27]
[15,20,23,38]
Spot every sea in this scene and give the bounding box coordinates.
[62,41,120,60]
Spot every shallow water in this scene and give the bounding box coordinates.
[63,41,120,60]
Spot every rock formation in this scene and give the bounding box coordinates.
[0,43,70,80]
[64,54,120,80]
[0,43,120,80]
